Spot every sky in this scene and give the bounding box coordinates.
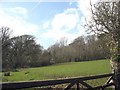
[0,0,97,49]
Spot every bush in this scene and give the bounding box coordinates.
[4,72,10,76]
[112,54,120,62]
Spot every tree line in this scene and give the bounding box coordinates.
[1,26,110,71]
[48,34,110,63]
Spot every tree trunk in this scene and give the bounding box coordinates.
[115,68,120,90]
[110,60,120,90]
[115,40,120,90]
[114,1,120,88]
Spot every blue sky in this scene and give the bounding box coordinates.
[0,0,97,49]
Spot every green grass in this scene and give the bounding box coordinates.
[2,59,111,84]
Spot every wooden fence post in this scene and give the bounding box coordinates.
[76,83,80,90]
[115,69,120,90]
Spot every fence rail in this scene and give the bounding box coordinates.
[1,73,114,90]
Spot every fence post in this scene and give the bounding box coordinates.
[76,83,80,90]
[114,69,120,90]
[114,70,117,90]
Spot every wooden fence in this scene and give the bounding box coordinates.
[1,73,115,90]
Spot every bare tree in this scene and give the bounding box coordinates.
[0,26,12,71]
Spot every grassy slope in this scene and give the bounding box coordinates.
[2,59,111,83]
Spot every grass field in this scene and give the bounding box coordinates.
[2,59,111,85]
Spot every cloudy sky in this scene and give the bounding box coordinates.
[0,0,97,49]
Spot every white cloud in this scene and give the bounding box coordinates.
[41,8,83,44]
[51,13,78,31]
[77,0,91,17]
[0,7,39,37]
[9,7,28,16]
[77,0,97,22]
[43,21,50,29]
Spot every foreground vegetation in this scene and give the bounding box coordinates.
[3,59,111,85]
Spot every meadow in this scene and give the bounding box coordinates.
[2,59,112,87]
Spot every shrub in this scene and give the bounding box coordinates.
[4,72,10,76]
[111,54,120,62]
